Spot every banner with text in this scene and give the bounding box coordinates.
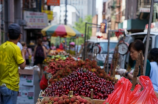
[24,11,48,29]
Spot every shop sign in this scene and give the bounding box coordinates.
[42,10,53,21]
[139,8,150,13]
[100,19,107,33]
[24,11,48,29]
[47,0,60,6]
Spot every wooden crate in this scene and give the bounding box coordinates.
[92,99,105,104]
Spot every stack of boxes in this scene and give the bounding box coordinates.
[17,69,35,104]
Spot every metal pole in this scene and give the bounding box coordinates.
[64,0,67,47]
[4,0,8,41]
[83,22,101,60]
[87,27,90,43]
[83,22,87,60]
[106,31,110,73]
[143,0,154,75]
[64,0,67,25]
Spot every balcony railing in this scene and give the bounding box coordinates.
[138,0,151,7]
[115,0,121,8]
[115,19,121,23]
[143,0,151,5]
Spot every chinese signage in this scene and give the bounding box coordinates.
[24,11,48,29]
[47,0,60,6]
[42,10,53,21]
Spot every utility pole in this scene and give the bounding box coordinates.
[64,0,67,45]
[64,0,67,25]
[4,0,14,41]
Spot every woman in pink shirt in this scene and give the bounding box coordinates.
[51,43,56,50]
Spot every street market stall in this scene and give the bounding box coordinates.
[41,24,84,57]
[36,22,158,104]
[36,26,117,103]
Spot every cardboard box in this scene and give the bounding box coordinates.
[17,86,35,104]
[19,70,34,86]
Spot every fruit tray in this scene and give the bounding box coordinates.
[39,97,104,104]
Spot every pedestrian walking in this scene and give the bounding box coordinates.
[0,23,26,104]
[34,39,47,80]
[148,48,158,93]
[21,42,32,65]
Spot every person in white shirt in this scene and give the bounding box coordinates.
[17,42,23,50]
[148,48,158,93]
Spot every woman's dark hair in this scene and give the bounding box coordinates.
[148,48,158,64]
[37,39,43,46]
[128,40,145,54]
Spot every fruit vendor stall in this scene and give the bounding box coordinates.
[36,49,117,104]
[37,26,158,104]
[37,27,121,104]
[36,51,158,104]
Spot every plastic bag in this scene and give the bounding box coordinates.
[128,76,158,104]
[40,75,48,90]
[103,76,158,104]
[103,77,132,104]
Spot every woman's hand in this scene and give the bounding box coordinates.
[117,69,127,76]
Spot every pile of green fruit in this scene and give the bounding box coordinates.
[51,55,67,61]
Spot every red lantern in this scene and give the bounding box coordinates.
[115,29,124,38]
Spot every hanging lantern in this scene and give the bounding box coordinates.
[100,23,106,33]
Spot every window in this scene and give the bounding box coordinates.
[99,42,117,54]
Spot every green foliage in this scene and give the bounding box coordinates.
[74,15,92,45]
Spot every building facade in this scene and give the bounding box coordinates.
[60,0,96,19]
[102,0,158,33]
[52,4,80,26]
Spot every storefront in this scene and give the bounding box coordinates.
[23,11,48,50]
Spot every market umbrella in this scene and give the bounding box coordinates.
[41,25,82,37]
